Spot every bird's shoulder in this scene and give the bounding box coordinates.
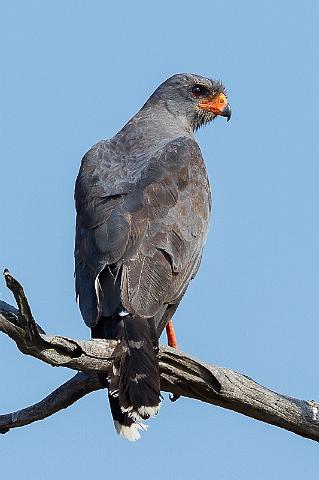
[75,140,124,199]
[75,135,206,204]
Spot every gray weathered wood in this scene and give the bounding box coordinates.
[1,273,319,441]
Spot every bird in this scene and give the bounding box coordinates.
[74,73,231,441]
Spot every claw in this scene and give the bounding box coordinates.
[169,394,181,402]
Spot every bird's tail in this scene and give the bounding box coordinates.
[93,313,161,441]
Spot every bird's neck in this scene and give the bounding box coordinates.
[112,101,194,156]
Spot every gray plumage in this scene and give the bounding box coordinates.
[74,73,231,440]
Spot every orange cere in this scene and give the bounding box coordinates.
[199,92,228,115]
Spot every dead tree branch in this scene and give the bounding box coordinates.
[1,271,319,442]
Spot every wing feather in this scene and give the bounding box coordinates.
[75,137,210,326]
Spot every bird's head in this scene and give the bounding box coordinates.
[149,73,231,131]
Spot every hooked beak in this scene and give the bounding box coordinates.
[199,92,232,122]
[220,103,232,122]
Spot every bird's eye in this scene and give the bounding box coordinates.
[192,85,209,97]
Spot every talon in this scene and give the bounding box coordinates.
[169,394,180,402]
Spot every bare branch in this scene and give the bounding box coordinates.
[3,269,36,329]
[0,373,103,434]
[1,272,319,442]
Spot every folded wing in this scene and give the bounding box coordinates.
[75,136,211,328]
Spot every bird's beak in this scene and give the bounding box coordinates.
[219,103,232,122]
[199,92,232,122]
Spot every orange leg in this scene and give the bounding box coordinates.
[166,319,177,349]
[166,319,180,401]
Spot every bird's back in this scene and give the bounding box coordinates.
[75,134,211,331]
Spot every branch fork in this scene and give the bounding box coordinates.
[1,270,319,442]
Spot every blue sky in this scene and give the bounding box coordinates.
[1,1,319,478]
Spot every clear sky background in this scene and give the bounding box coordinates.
[1,1,319,479]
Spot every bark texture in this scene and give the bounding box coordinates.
[1,271,319,442]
